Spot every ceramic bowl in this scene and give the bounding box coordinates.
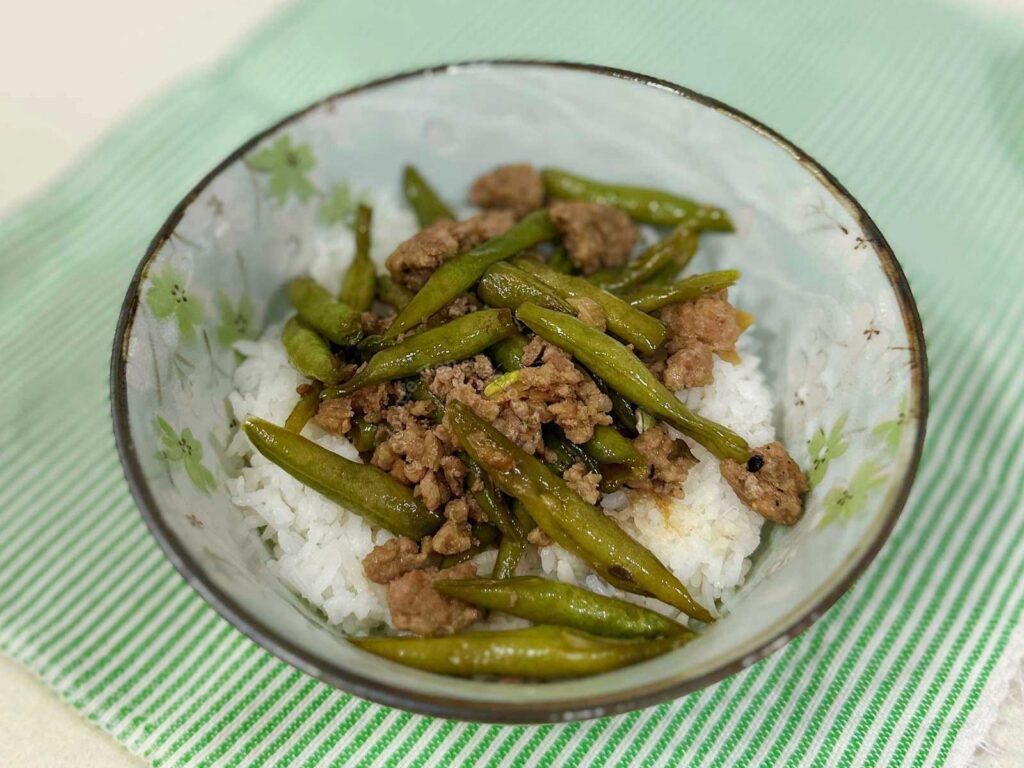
[111,61,927,723]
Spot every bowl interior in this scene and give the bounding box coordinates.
[113,62,924,721]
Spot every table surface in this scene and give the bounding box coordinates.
[1,1,1021,765]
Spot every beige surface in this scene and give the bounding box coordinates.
[1,1,1021,767]
[0,654,143,767]
[0,4,285,765]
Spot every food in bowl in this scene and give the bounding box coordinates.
[227,162,808,679]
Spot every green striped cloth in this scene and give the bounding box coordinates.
[2,1,1022,765]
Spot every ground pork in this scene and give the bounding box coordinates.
[360,312,392,336]
[720,442,808,525]
[563,462,602,504]
[385,211,516,290]
[511,338,612,444]
[628,425,698,498]
[431,498,474,555]
[469,164,544,219]
[659,292,742,389]
[550,201,637,275]
[426,355,548,455]
[370,403,465,510]
[362,536,436,584]
[424,294,481,327]
[527,527,553,547]
[386,562,482,635]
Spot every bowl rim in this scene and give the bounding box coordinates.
[110,59,929,724]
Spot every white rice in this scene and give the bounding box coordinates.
[227,197,776,633]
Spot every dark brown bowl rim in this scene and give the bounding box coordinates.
[110,59,929,724]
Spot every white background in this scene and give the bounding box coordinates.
[0,1,1020,766]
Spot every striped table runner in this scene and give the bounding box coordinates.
[2,1,1023,765]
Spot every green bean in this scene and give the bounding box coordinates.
[516,303,749,463]
[496,500,550,578]
[440,524,500,568]
[402,165,455,227]
[493,534,525,579]
[350,417,378,452]
[243,417,441,539]
[288,277,362,346]
[511,257,667,355]
[548,243,574,274]
[376,275,414,311]
[543,426,599,476]
[489,332,529,373]
[384,210,558,339]
[325,309,516,397]
[338,205,376,312]
[542,168,733,231]
[477,262,574,314]
[588,227,698,293]
[281,316,343,383]
[284,382,322,433]
[448,400,713,621]
[436,577,692,639]
[584,425,647,479]
[464,454,525,543]
[624,270,742,312]
[350,625,688,678]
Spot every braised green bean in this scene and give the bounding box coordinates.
[625,270,742,312]
[338,205,376,312]
[448,400,714,621]
[436,577,692,639]
[243,417,441,538]
[464,454,525,543]
[376,275,414,311]
[493,534,525,579]
[489,332,529,373]
[543,427,599,476]
[350,625,688,678]
[384,210,557,340]
[588,227,698,293]
[516,303,749,462]
[584,425,647,479]
[542,168,733,231]
[402,165,455,227]
[350,417,378,452]
[477,262,574,314]
[281,316,343,383]
[288,277,362,345]
[284,382,322,433]
[547,244,573,274]
[325,309,516,397]
[511,257,667,355]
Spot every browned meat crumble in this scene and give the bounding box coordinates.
[720,442,808,525]
[469,164,545,219]
[549,201,637,275]
[628,425,698,498]
[386,562,482,635]
[362,536,435,585]
[563,462,602,504]
[658,291,742,389]
[385,211,515,290]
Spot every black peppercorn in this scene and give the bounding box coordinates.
[747,454,765,473]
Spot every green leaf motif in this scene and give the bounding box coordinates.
[807,413,848,489]
[156,418,217,493]
[216,291,255,348]
[820,459,887,527]
[872,395,909,456]
[317,182,361,227]
[245,135,316,204]
[146,266,203,342]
